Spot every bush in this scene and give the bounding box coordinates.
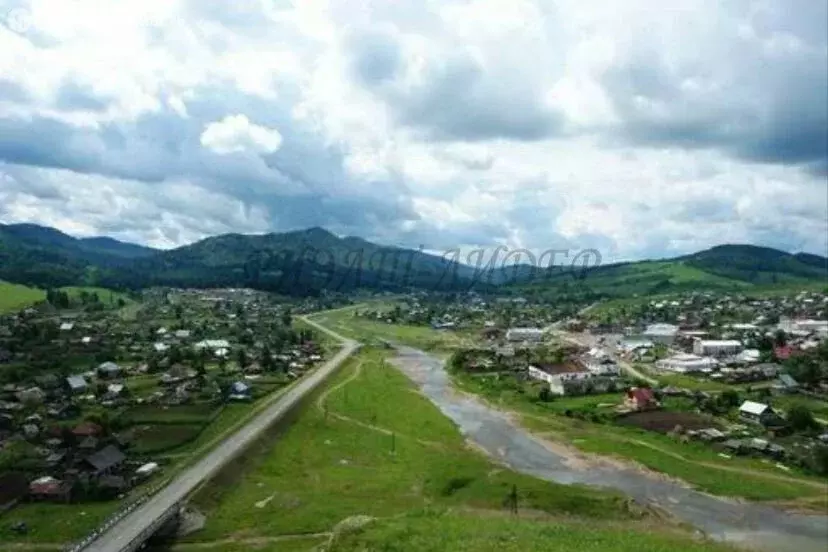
[787,405,819,433]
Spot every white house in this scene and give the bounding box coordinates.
[528,364,618,396]
[195,339,231,351]
[733,349,761,364]
[778,317,828,335]
[619,338,654,354]
[656,353,718,373]
[738,401,777,426]
[643,324,679,344]
[693,339,742,357]
[505,328,544,342]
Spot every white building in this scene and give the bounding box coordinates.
[734,349,760,364]
[619,338,654,354]
[195,339,231,350]
[643,323,679,344]
[779,318,828,335]
[505,328,544,342]
[693,339,742,357]
[528,364,618,396]
[656,353,718,373]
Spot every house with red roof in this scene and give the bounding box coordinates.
[624,387,659,411]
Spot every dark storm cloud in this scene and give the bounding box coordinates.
[347,30,563,142]
[602,10,828,171]
[0,80,424,245]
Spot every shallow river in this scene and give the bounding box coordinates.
[389,346,828,552]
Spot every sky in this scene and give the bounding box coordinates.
[0,0,826,264]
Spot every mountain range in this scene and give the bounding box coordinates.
[0,222,825,298]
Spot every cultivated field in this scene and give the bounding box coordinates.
[617,411,718,433]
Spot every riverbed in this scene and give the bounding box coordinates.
[389,346,828,552]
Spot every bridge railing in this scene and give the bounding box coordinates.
[62,478,172,552]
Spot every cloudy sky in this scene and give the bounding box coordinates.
[0,0,826,263]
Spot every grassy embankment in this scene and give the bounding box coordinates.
[184,348,734,552]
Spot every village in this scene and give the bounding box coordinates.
[0,287,337,529]
[361,289,828,477]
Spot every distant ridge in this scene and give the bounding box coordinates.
[0,222,825,297]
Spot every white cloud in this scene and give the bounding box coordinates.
[0,0,824,262]
[200,114,283,155]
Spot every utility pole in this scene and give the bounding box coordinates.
[509,484,518,515]
[391,432,396,454]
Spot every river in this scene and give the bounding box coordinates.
[388,346,828,552]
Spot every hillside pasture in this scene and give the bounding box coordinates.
[0,280,45,313]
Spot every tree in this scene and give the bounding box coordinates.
[808,445,828,476]
[787,405,819,432]
[773,330,788,347]
[719,389,741,408]
[236,348,248,369]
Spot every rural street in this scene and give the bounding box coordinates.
[82,317,357,552]
[552,329,658,385]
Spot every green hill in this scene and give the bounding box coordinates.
[512,245,827,300]
[0,222,825,298]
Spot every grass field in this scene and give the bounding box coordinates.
[185,349,734,551]
[0,280,45,313]
[309,306,474,354]
[326,509,736,552]
[59,285,134,307]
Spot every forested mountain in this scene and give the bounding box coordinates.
[0,223,825,297]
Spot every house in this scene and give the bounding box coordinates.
[733,349,760,364]
[505,328,544,343]
[83,445,126,476]
[624,387,659,411]
[643,324,679,345]
[619,338,654,354]
[228,381,252,401]
[66,375,88,394]
[72,421,103,438]
[59,322,74,331]
[773,374,800,393]
[655,353,717,373]
[195,339,231,351]
[529,362,618,396]
[29,476,72,502]
[97,361,122,379]
[175,330,191,339]
[693,340,743,357]
[738,401,779,426]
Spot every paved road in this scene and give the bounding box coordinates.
[83,318,358,552]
